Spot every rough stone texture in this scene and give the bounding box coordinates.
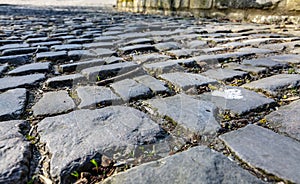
[45,74,86,88]
[8,62,51,75]
[145,94,220,135]
[51,44,82,51]
[59,59,105,73]
[0,74,45,91]
[76,86,122,108]
[118,44,157,54]
[0,120,31,184]
[159,72,217,92]
[225,63,267,74]
[134,75,168,94]
[265,99,300,141]
[200,86,275,116]
[36,51,68,62]
[220,124,300,184]
[133,53,170,64]
[0,54,30,65]
[242,58,287,68]
[81,62,138,81]
[37,106,163,183]
[153,42,180,52]
[32,90,75,116]
[201,68,248,81]
[242,74,300,95]
[110,79,152,102]
[103,146,264,184]
[270,54,300,64]
[143,61,184,76]
[0,88,27,121]
[68,50,97,60]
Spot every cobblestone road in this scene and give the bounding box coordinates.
[0,5,300,184]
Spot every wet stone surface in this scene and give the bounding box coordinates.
[0,4,299,184]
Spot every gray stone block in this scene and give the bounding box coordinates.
[145,94,220,135]
[265,100,300,141]
[220,124,300,183]
[103,146,264,184]
[0,88,27,121]
[37,106,163,183]
[0,74,45,91]
[0,120,31,184]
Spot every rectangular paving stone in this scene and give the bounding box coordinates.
[0,54,31,65]
[200,86,275,116]
[0,120,31,184]
[45,74,85,88]
[242,74,300,95]
[82,42,114,49]
[143,61,184,76]
[237,47,275,55]
[0,88,27,121]
[76,86,122,109]
[134,75,168,94]
[0,74,45,91]
[31,41,62,47]
[68,50,97,61]
[265,99,300,141]
[81,62,139,81]
[133,53,170,64]
[50,44,82,51]
[269,54,300,64]
[103,146,263,184]
[92,48,117,57]
[110,79,152,102]
[59,59,105,73]
[0,43,29,51]
[153,42,180,52]
[145,94,220,135]
[36,51,68,62]
[242,58,287,69]
[118,44,157,54]
[201,68,248,81]
[66,38,93,44]
[8,62,51,75]
[2,47,48,56]
[159,72,217,92]
[224,63,267,75]
[32,90,75,117]
[220,124,300,183]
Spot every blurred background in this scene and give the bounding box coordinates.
[0,0,116,7]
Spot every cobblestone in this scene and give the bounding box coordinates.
[0,5,299,184]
